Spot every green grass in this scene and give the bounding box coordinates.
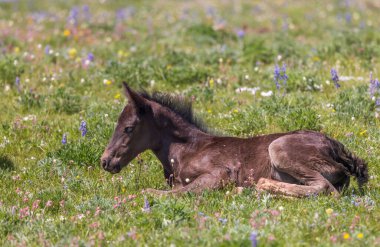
[1,0,380,246]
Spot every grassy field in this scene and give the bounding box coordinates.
[1,0,380,246]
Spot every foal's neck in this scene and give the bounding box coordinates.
[152,115,210,171]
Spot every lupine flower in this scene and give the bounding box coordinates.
[68,7,79,26]
[87,52,94,62]
[369,72,380,98]
[281,63,288,86]
[15,77,21,92]
[143,196,151,212]
[44,45,51,55]
[82,5,91,21]
[274,65,281,89]
[236,29,245,38]
[250,231,258,247]
[79,121,87,136]
[330,68,340,88]
[61,133,67,145]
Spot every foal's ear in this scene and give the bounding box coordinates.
[122,82,148,113]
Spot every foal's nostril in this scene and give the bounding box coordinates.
[101,159,109,169]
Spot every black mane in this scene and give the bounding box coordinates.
[139,91,209,133]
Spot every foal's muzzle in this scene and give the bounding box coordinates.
[101,157,121,174]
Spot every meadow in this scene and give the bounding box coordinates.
[0,0,380,246]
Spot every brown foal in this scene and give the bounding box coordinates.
[101,83,368,197]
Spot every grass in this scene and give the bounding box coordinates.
[0,0,380,246]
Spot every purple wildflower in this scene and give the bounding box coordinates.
[250,231,258,247]
[330,68,340,88]
[345,12,352,24]
[143,197,151,212]
[236,29,245,38]
[281,63,288,86]
[68,7,79,26]
[15,77,21,92]
[62,133,67,145]
[218,218,227,224]
[274,65,281,89]
[369,72,380,98]
[82,5,91,21]
[79,121,87,137]
[44,45,51,55]
[87,53,94,62]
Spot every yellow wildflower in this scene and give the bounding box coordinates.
[166,64,172,70]
[114,93,121,99]
[207,109,212,114]
[103,79,112,86]
[68,48,77,58]
[209,78,215,88]
[13,47,20,53]
[357,233,363,239]
[63,29,71,37]
[343,233,350,240]
[325,208,333,216]
[359,130,367,136]
[117,50,129,58]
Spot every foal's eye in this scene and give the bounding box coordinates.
[124,126,134,134]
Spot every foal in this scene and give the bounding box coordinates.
[101,83,368,197]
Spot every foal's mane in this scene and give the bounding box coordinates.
[139,91,209,133]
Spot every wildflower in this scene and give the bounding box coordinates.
[79,121,87,137]
[19,207,30,219]
[103,79,112,85]
[61,133,67,145]
[143,196,151,212]
[330,68,340,88]
[44,45,51,55]
[87,53,94,62]
[343,232,350,240]
[15,77,21,92]
[68,48,77,59]
[274,65,281,89]
[281,63,288,86]
[325,208,333,215]
[218,218,227,224]
[250,231,258,247]
[45,200,53,207]
[236,29,245,38]
[94,207,102,216]
[77,214,85,220]
[114,93,121,99]
[63,29,71,37]
[209,78,215,88]
[357,233,364,239]
[59,200,65,208]
[68,7,79,26]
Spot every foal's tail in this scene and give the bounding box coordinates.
[329,137,369,188]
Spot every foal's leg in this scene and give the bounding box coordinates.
[256,176,337,197]
[144,169,230,195]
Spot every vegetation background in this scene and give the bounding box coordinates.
[0,0,379,246]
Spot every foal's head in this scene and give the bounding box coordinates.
[101,83,160,173]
